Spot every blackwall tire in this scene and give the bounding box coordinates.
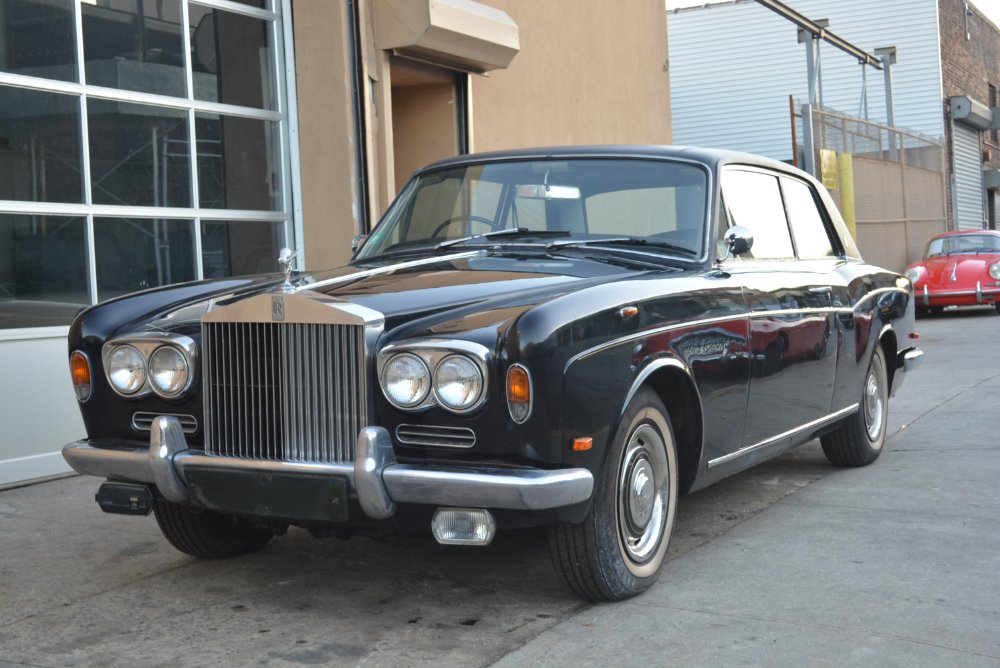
[154,500,274,559]
[821,345,889,467]
[548,388,678,601]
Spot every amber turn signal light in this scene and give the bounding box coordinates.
[572,437,593,452]
[70,350,92,402]
[506,364,532,423]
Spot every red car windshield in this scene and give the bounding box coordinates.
[926,234,1000,257]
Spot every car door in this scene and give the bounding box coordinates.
[718,167,840,451]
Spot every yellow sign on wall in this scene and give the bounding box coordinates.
[820,149,839,190]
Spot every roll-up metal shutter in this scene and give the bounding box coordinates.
[953,123,986,230]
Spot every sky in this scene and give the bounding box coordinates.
[666,0,1000,32]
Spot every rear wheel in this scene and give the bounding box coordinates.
[821,345,889,467]
[548,388,678,601]
[153,500,273,558]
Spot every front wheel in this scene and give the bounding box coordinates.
[154,500,274,559]
[548,388,678,601]
[821,345,889,467]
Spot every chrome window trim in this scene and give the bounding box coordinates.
[102,333,198,400]
[707,403,859,468]
[378,339,491,414]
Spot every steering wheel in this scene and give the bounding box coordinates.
[430,215,503,238]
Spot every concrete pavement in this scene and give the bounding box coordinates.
[494,307,1000,667]
[0,307,997,667]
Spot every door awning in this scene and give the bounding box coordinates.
[373,0,519,74]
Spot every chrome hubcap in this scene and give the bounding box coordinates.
[864,368,884,440]
[618,423,669,563]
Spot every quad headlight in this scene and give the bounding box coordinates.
[378,342,488,413]
[434,355,484,411]
[107,345,146,395]
[990,262,1000,281]
[148,345,190,397]
[103,335,197,399]
[381,353,431,408]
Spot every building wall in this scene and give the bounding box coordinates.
[291,2,363,272]
[471,0,672,151]
[668,0,944,161]
[938,0,1000,229]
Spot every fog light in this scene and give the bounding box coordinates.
[431,508,496,546]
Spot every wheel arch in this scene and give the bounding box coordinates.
[877,324,898,392]
[620,358,703,495]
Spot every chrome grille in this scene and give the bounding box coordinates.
[395,424,476,448]
[202,322,366,463]
[132,412,198,434]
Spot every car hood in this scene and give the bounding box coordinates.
[910,254,999,287]
[133,250,672,338]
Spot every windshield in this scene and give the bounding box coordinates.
[355,158,709,260]
[926,234,1000,257]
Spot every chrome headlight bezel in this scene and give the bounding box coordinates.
[377,339,490,414]
[989,262,1000,281]
[102,333,198,400]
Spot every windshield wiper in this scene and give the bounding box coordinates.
[547,236,697,256]
[435,227,570,249]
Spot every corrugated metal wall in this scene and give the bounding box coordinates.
[952,122,986,229]
[668,0,944,161]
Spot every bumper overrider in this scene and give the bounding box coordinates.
[62,416,595,522]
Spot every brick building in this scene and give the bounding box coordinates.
[939,0,1000,231]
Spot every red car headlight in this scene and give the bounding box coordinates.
[904,267,922,284]
[990,262,1000,281]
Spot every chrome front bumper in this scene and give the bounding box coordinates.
[63,417,594,520]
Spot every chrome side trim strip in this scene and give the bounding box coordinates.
[707,404,859,469]
[567,287,912,368]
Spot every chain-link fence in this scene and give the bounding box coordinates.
[794,103,947,271]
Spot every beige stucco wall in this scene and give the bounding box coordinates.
[292,0,673,269]
[291,2,360,271]
[469,0,672,151]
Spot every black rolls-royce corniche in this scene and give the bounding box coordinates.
[63,146,923,601]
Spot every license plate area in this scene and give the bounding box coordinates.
[185,467,349,522]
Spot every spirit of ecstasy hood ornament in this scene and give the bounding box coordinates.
[278,247,300,293]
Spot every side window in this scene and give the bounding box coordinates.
[720,169,793,259]
[781,177,835,258]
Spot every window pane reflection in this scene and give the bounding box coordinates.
[88,98,191,207]
[82,0,186,98]
[190,4,274,109]
[94,217,195,300]
[202,220,284,277]
[0,86,84,203]
[0,0,78,82]
[0,213,87,329]
[196,113,279,210]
